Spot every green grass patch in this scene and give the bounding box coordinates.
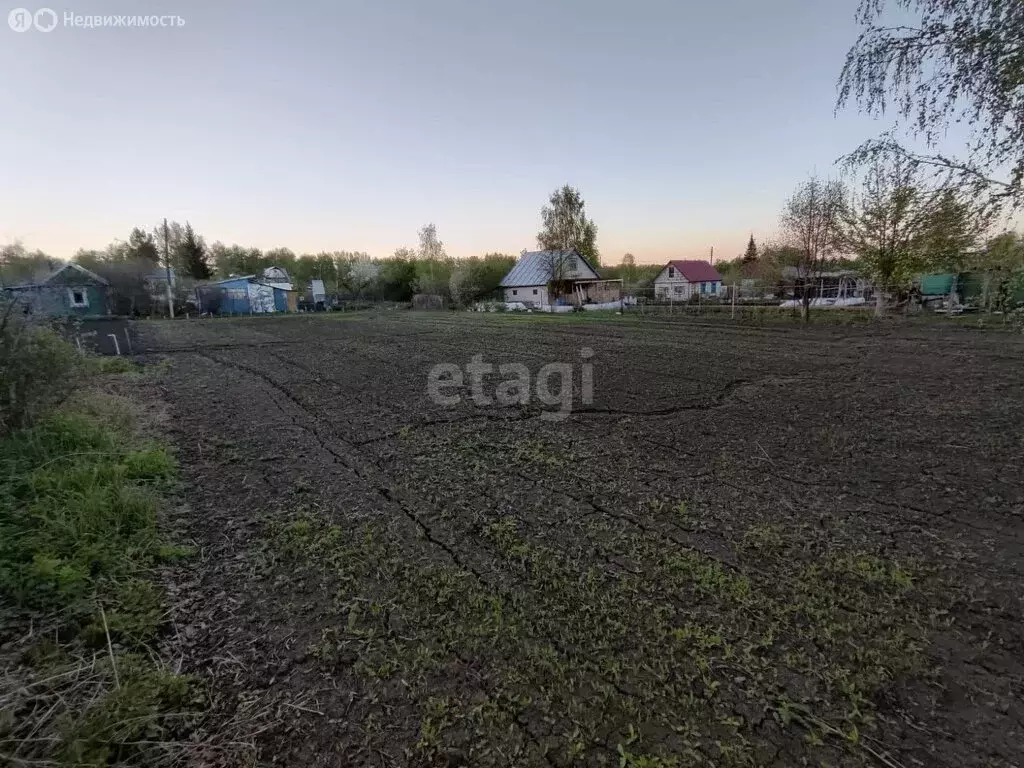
[89,356,140,374]
[0,400,199,767]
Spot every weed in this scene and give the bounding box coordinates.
[90,356,139,375]
[0,388,196,767]
[828,552,913,591]
[157,543,196,562]
[416,696,453,752]
[0,413,171,617]
[741,523,783,550]
[0,312,83,433]
[663,552,752,602]
[56,657,194,766]
[616,727,680,768]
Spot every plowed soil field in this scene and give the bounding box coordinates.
[139,312,1024,768]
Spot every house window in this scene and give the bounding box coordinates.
[674,285,684,295]
[701,282,707,294]
[668,267,675,278]
[532,288,538,295]
[512,290,518,296]
[69,288,88,308]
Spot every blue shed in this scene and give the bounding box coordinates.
[195,276,294,315]
[273,287,288,312]
[195,276,253,315]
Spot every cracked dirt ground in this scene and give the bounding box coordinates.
[139,312,1024,768]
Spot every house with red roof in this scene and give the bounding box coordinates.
[653,260,724,300]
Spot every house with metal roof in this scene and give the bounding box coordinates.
[3,262,111,317]
[498,250,605,307]
[653,260,723,300]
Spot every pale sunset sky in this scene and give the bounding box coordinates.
[0,0,961,264]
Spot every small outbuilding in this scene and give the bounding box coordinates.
[261,266,293,291]
[653,260,723,300]
[195,275,296,315]
[3,262,111,317]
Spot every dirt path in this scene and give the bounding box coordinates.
[140,313,1024,767]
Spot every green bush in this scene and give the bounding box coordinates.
[0,412,174,624]
[56,656,193,767]
[0,304,83,434]
[91,355,138,374]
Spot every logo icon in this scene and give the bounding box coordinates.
[8,7,57,31]
[34,7,56,31]
[8,7,33,31]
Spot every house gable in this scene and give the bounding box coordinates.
[654,265,689,284]
[44,262,109,287]
[570,253,601,280]
[655,260,723,285]
[500,250,601,288]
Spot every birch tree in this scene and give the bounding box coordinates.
[838,0,1024,211]
[537,185,599,266]
[841,156,933,316]
[540,250,579,301]
[780,177,847,321]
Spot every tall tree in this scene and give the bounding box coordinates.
[209,243,266,277]
[741,235,758,264]
[537,185,599,265]
[837,0,1024,210]
[920,190,984,275]
[95,259,156,316]
[178,222,211,280]
[72,249,106,273]
[620,253,637,283]
[338,256,381,298]
[413,224,449,295]
[265,247,297,270]
[448,265,480,308]
[976,232,1024,311]
[841,155,934,316]
[152,221,186,270]
[0,242,59,286]
[126,227,159,263]
[920,189,987,307]
[781,177,848,321]
[379,252,418,301]
[417,223,447,262]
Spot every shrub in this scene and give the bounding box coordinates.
[448,266,480,308]
[0,303,83,434]
[411,293,447,310]
[0,412,174,622]
[91,355,137,374]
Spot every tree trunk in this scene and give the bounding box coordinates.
[874,289,885,317]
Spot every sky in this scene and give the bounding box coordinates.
[0,0,967,264]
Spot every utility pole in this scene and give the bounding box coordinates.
[163,218,175,319]
[710,246,714,265]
